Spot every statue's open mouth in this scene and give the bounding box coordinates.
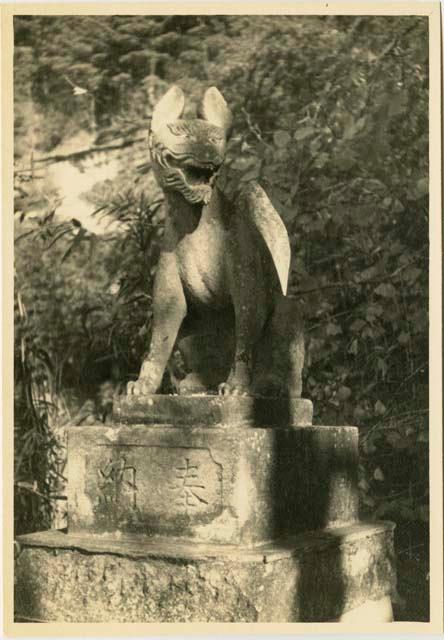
[164,154,220,187]
[182,164,217,186]
[158,151,223,204]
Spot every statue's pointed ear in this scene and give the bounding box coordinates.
[199,87,233,135]
[151,86,185,133]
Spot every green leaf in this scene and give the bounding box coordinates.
[294,126,315,142]
[403,266,422,284]
[231,155,258,171]
[335,150,356,171]
[351,319,366,333]
[366,304,384,320]
[377,357,388,380]
[386,431,410,450]
[416,177,428,196]
[393,199,405,213]
[374,399,387,415]
[362,326,375,339]
[61,228,87,262]
[374,282,397,298]
[273,130,291,148]
[337,385,352,401]
[348,338,358,355]
[270,186,290,204]
[343,116,366,140]
[313,152,329,169]
[373,467,385,481]
[326,323,342,336]
[359,266,379,282]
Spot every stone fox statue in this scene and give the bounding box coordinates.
[127,86,304,397]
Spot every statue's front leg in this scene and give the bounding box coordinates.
[127,252,186,396]
[218,348,253,396]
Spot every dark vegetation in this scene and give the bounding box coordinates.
[13,15,429,619]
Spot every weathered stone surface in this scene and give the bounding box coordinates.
[14,522,396,622]
[67,425,359,544]
[173,298,305,399]
[114,394,313,427]
[128,86,304,399]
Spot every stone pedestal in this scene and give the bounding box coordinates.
[14,395,396,623]
[15,524,395,623]
[114,394,314,428]
[67,423,358,544]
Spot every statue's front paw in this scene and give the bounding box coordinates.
[218,381,249,397]
[127,377,158,396]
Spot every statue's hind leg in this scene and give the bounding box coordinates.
[251,295,305,398]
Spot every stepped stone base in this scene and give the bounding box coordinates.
[15,392,397,623]
[67,424,359,544]
[14,522,395,623]
[114,394,313,428]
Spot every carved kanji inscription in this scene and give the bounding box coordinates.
[172,457,209,510]
[86,445,223,532]
[97,456,137,508]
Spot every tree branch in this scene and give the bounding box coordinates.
[30,137,146,167]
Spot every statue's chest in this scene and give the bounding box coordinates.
[176,218,230,306]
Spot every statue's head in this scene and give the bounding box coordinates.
[149,86,233,205]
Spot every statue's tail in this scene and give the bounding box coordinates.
[237,183,291,295]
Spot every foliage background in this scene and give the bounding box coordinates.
[13,15,429,620]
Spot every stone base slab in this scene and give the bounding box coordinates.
[14,522,396,623]
[67,425,359,544]
[13,596,394,624]
[114,394,313,428]
[333,595,393,622]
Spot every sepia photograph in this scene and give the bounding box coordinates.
[3,3,442,632]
